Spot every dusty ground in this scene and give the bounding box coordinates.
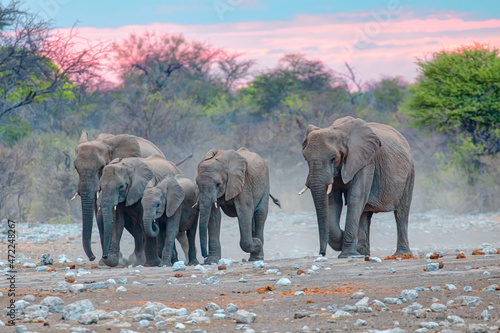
[1,210,500,332]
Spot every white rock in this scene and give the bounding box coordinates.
[331,310,352,319]
[172,261,186,271]
[252,260,265,268]
[62,299,94,321]
[40,296,64,313]
[174,322,185,329]
[234,310,256,323]
[116,286,127,292]
[275,278,291,286]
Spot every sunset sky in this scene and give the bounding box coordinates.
[23,0,500,84]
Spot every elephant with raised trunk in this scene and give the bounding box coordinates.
[301,116,414,258]
[196,147,281,264]
[141,175,199,266]
[73,133,165,261]
[99,155,180,267]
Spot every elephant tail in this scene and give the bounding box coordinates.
[269,194,281,208]
[175,153,193,166]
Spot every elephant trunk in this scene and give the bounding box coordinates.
[310,179,330,256]
[101,200,115,261]
[143,210,160,238]
[198,197,213,258]
[80,183,96,261]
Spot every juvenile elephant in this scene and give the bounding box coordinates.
[74,132,164,261]
[141,175,199,266]
[196,147,281,264]
[99,155,180,267]
[301,116,414,258]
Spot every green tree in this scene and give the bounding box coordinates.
[404,43,500,184]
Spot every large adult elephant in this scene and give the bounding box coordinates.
[98,155,180,267]
[301,116,414,258]
[196,147,281,264]
[73,133,165,261]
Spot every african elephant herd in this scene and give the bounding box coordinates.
[72,116,414,267]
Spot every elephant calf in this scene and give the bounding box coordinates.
[196,147,281,264]
[141,175,199,266]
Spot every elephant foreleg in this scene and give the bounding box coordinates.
[175,231,189,262]
[205,206,222,264]
[124,215,146,266]
[328,190,344,251]
[357,212,373,256]
[160,214,181,266]
[250,199,268,261]
[235,198,262,260]
[186,210,199,265]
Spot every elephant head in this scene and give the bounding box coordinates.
[196,149,247,258]
[301,117,381,256]
[99,158,154,260]
[141,176,186,238]
[73,133,143,261]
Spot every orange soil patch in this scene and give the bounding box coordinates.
[90,265,100,269]
[65,278,75,283]
[384,254,417,260]
[435,260,444,269]
[174,273,183,278]
[67,264,76,269]
[429,253,439,259]
[256,285,276,294]
[472,249,485,255]
[218,265,226,270]
[297,270,305,275]
[456,253,466,259]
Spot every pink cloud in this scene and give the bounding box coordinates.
[60,11,500,84]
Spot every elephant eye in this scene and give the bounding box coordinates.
[98,166,104,176]
[119,184,126,191]
[216,182,221,188]
[331,157,336,164]
[156,202,161,208]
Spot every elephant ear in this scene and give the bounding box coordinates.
[126,159,154,207]
[223,150,247,201]
[165,177,185,217]
[78,132,89,144]
[302,125,320,149]
[341,118,381,184]
[106,135,142,160]
[202,149,218,161]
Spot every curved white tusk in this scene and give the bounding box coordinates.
[298,186,308,196]
[327,184,333,195]
[214,202,218,209]
[70,192,79,201]
[113,206,116,212]
[96,192,99,199]
[192,202,198,209]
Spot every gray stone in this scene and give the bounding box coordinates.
[342,304,358,312]
[22,295,35,302]
[427,263,439,272]
[384,297,400,304]
[400,289,419,302]
[372,300,386,308]
[172,261,186,271]
[186,316,210,324]
[357,306,373,313]
[455,295,483,307]
[218,258,233,266]
[204,302,220,311]
[467,324,487,333]
[69,284,85,293]
[154,320,166,327]
[331,310,352,319]
[23,304,49,319]
[16,325,27,333]
[213,313,226,319]
[464,286,473,292]
[40,253,54,265]
[36,265,50,272]
[117,278,128,284]
[482,285,498,292]
[354,319,367,326]
[445,284,457,290]
[226,303,238,313]
[188,309,206,318]
[65,271,76,279]
[481,309,490,321]
[351,291,365,299]
[4,300,30,316]
[447,315,465,324]
[239,277,248,283]
[234,310,256,323]
[85,281,108,291]
[416,308,427,318]
[415,286,425,291]
[294,291,306,296]
[78,310,99,325]
[431,286,442,291]
[132,313,154,322]
[201,276,220,285]
[420,322,439,329]
[174,322,186,329]
[62,299,94,321]
[116,286,127,292]
[275,278,291,286]
[355,297,370,308]
[137,319,149,328]
[430,303,447,313]
[402,302,423,316]
[252,260,264,268]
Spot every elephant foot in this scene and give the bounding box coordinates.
[357,245,370,256]
[145,258,160,267]
[102,256,119,267]
[188,259,199,265]
[328,233,343,252]
[204,256,220,265]
[394,248,413,256]
[131,252,146,267]
[338,249,361,258]
[248,254,263,261]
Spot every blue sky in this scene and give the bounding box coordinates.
[24,0,500,28]
[21,0,500,83]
